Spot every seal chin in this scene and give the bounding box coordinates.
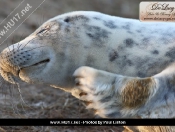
[0,69,21,84]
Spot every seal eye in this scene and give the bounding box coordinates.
[64,18,70,23]
[37,29,47,35]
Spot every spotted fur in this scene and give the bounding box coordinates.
[0,11,175,132]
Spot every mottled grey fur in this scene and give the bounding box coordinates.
[0,11,175,132]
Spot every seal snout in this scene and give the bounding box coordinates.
[0,47,32,77]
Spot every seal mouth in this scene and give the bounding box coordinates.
[31,59,50,67]
[20,58,50,72]
[17,58,50,79]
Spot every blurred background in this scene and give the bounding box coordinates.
[0,0,145,131]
